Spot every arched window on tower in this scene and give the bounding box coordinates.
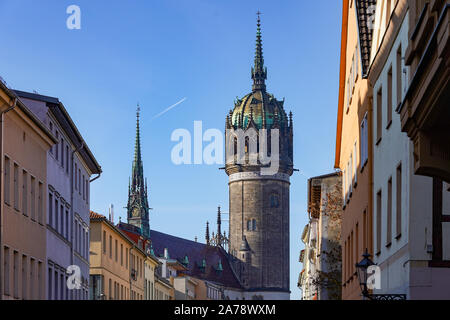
[244,137,249,154]
[252,219,257,231]
[247,220,252,231]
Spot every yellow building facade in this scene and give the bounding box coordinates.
[1,81,56,300]
[89,212,146,300]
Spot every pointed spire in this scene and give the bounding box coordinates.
[127,103,150,240]
[217,206,222,244]
[205,221,210,245]
[251,11,267,92]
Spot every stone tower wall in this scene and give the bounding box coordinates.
[229,174,290,291]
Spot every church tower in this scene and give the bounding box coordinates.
[127,105,150,239]
[225,13,293,299]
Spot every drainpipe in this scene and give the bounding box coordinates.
[70,141,84,299]
[0,98,17,300]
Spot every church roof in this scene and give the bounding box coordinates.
[150,230,242,289]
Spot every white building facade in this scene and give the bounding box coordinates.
[15,91,101,300]
[369,0,450,299]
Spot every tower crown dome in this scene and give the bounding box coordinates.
[227,12,289,131]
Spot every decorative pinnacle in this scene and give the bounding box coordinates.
[206,221,210,245]
[252,11,267,91]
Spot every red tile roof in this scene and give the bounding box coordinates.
[90,211,106,220]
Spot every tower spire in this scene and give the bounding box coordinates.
[217,206,222,246]
[206,221,210,246]
[251,11,267,91]
[127,103,150,239]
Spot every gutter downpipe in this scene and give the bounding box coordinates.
[0,98,17,300]
[70,141,84,299]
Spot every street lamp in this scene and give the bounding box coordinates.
[355,249,406,300]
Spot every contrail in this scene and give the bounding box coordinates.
[152,97,187,120]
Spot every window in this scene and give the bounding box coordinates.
[396,164,402,238]
[55,131,59,161]
[48,193,53,226]
[49,122,53,154]
[83,175,86,200]
[48,268,53,299]
[270,193,280,208]
[387,177,392,247]
[360,113,368,167]
[30,176,36,220]
[387,66,393,127]
[396,45,402,106]
[363,210,367,251]
[22,170,28,216]
[66,146,69,174]
[355,223,359,264]
[4,156,10,205]
[74,163,78,190]
[38,183,43,224]
[109,236,112,259]
[126,248,128,269]
[78,169,81,195]
[22,255,27,300]
[14,163,19,210]
[121,244,123,266]
[115,239,118,262]
[60,204,64,236]
[61,138,64,167]
[65,209,69,239]
[30,258,35,300]
[252,219,256,231]
[103,231,106,254]
[350,231,353,274]
[353,142,357,185]
[13,250,19,298]
[55,198,59,232]
[376,190,382,254]
[38,261,43,299]
[3,246,10,295]
[376,87,382,143]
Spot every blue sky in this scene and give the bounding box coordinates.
[0,0,342,299]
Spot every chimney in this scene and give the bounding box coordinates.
[164,248,169,259]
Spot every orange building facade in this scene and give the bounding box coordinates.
[335,0,375,300]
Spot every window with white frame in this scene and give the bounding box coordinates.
[360,112,368,168]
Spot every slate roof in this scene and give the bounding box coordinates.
[355,0,377,77]
[150,230,242,289]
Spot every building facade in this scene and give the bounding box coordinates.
[89,211,148,300]
[15,90,101,300]
[368,0,450,299]
[399,0,450,273]
[0,81,56,300]
[224,13,294,300]
[334,0,376,300]
[299,173,343,300]
[399,0,450,183]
